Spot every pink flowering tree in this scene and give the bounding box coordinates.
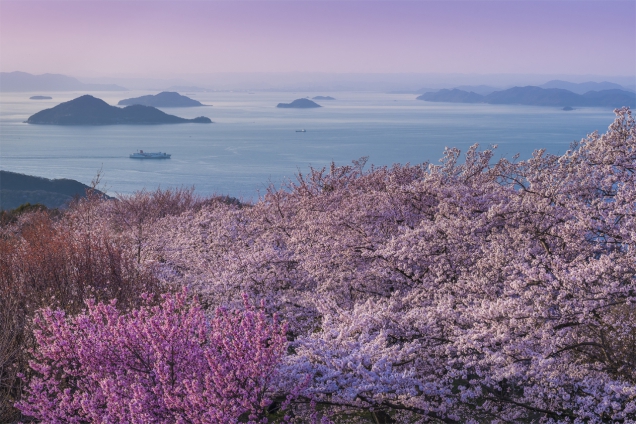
[17,292,288,423]
[147,108,636,422]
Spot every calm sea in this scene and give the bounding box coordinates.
[0,91,618,200]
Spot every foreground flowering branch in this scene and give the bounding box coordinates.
[17,292,288,423]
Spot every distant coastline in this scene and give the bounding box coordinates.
[417,86,635,108]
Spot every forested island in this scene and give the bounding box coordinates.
[418,86,636,107]
[276,98,321,108]
[27,95,212,125]
[118,91,205,107]
[3,109,635,423]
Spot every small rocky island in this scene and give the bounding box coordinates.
[312,96,335,100]
[30,95,52,100]
[562,106,575,111]
[27,95,212,125]
[118,91,205,107]
[276,98,321,108]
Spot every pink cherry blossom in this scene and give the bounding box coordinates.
[17,291,288,423]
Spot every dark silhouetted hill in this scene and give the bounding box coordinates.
[277,98,322,108]
[0,170,107,210]
[27,95,212,125]
[118,91,205,107]
[417,86,635,108]
[0,71,127,92]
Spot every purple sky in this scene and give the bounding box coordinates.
[1,0,634,77]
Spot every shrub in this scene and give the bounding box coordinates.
[0,197,160,422]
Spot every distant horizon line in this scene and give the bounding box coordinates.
[3,70,633,93]
[4,70,634,78]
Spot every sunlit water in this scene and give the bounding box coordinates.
[0,90,618,200]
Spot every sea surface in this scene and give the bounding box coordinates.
[0,91,619,201]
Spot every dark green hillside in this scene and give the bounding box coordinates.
[0,170,107,210]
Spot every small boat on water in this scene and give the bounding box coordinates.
[130,150,171,159]
[296,129,306,132]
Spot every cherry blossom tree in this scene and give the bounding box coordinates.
[17,292,288,424]
[149,108,636,422]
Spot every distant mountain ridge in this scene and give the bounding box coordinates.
[539,80,633,94]
[0,71,127,92]
[27,95,212,125]
[417,86,635,108]
[118,92,205,107]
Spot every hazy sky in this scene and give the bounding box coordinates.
[1,0,634,78]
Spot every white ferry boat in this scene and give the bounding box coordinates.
[129,150,171,159]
